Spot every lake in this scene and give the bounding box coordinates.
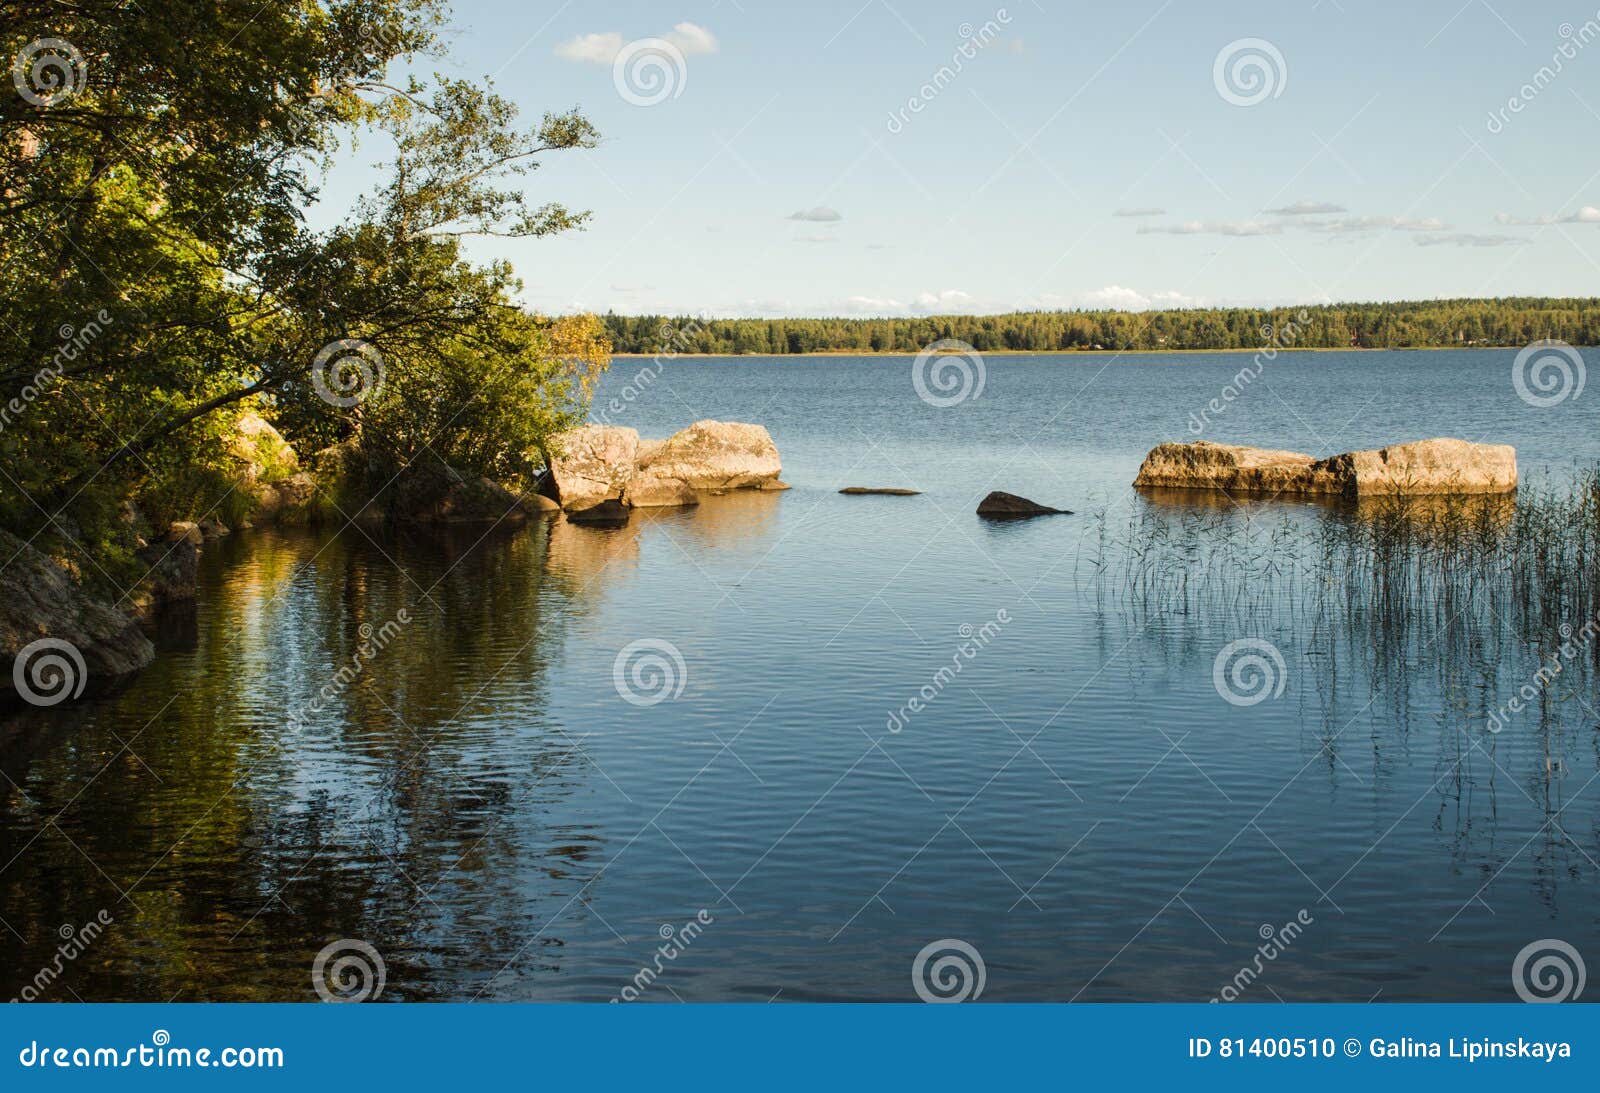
[3,348,1598,1002]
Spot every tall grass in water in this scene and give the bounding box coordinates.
[1087,468,1600,652]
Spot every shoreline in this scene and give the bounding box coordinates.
[612,345,1551,359]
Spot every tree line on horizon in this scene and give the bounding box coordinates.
[602,298,1600,354]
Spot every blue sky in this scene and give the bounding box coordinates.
[326,0,1600,316]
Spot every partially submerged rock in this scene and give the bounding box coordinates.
[1134,438,1517,498]
[1,530,153,705]
[840,487,921,496]
[127,532,199,617]
[542,425,640,512]
[543,420,784,513]
[977,491,1072,519]
[1316,438,1517,497]
[1132,441,1319,494]
[623,475,700,508]
[567,499,631,527]
[636,420,782,492]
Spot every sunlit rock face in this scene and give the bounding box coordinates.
[1135,437,1517,497]
[544,421,784,512]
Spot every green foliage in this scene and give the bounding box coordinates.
[601,299,1600,354]
[0,0,605,566]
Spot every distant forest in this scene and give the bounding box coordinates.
[603,298,1599,354]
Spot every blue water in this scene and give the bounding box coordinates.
[2,349,1598,1002]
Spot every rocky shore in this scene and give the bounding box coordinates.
[2,417,787,705]
[6,420,1525,709]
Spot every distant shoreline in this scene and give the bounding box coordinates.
[612,345,1545,359]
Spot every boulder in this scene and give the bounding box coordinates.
[544,425,640,511]
[226,411,309,526]
[623,476,700,508]
[977,491,1072,519]
[1312,438,1517,497]
[254,471,319,524]
[128,534,199,616]
[567,499,631,527]
[1133,441,1322,494]
[228,411,298,476]
[543,420,785,512]
[635,421,782,492]
[1134,438,1517,498]
[840,487,921,496]
[1,529,153,705]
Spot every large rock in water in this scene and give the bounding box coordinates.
[1134,438,1517,497]
[1315,438,1518,497]
[977,491,1072,519]
[543,425,641,511]
[1,530,153,705]
[543,421,785,512]
[1132,441,1321,494]
[634,420,784,493]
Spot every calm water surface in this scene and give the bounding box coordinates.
[4,350,1599,1001]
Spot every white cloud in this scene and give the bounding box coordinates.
[556,22,717,64]
[1495,206,1600,226]
[787,207,842,222]
[913,289,976,312]
[1414,233,1523,248]
[837,295,905,313]
[1137,220,1282,237]
[555,32,624,63]
[1113,206,1166,217]
[665,21,718,55]
[794,233,838,244]
[1079,286,1205,311]
[1265,201,1346,215]
[1301,215,1448,233]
